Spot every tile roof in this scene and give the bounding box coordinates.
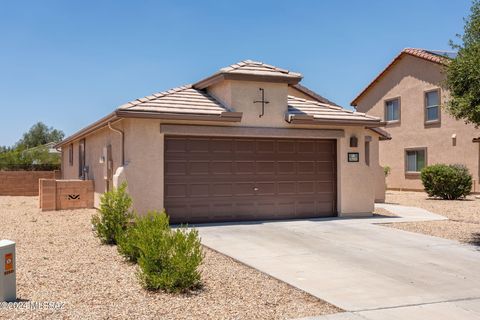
[118,85,230,115]
[194,60,302,88]
[287,95,381,124]
[351,48,455,106]
[219,60,303,78]
[403,48,454,64]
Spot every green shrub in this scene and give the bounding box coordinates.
[421,164,472,200]
[117,210,169,263]
[384,166,391,177]
[91,182,133,244]
[132,211,203,293]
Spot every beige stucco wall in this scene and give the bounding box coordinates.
[62,125,123,207]
[62,79,383,217]
[355,54,480,191]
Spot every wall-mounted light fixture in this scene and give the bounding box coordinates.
[452,133,457,146]
[350,136,358,148]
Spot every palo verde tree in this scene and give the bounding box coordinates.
[15,122,65,150]
[445,0,480,125]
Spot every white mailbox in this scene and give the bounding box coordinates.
[0,240,16,302]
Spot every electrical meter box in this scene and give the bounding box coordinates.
[0,240,16,302]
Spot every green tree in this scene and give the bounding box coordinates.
[445,1,480,124]
[15,122,64,149]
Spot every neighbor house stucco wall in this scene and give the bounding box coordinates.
[355,54,480,191]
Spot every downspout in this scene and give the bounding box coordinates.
[108,121,125,166]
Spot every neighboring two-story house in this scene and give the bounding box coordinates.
[352,48,480,191]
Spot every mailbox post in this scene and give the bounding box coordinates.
[0,240,16,302]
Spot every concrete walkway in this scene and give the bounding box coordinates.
[195,204,480,319]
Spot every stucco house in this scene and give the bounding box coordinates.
[352,48,479,192]
[57,60,387,223]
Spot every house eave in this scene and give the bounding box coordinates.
[55,112,118,148]
[55,110,243,148]
[115,110,242,122]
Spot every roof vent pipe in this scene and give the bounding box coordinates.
[108,121,125,166]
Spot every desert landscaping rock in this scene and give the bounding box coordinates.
[0,196,340,319]
[382,191,480,244]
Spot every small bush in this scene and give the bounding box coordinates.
[384,166,391,177]
[117,210,169,263]
[421,164,472,200]
[91,182,133,244]
[131,211,203,293]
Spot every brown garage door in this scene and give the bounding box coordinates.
[164,136,337,223]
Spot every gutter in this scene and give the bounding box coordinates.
[108,121,125,166]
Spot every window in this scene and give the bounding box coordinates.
[425,90,440,122]
[385,98,400,122]
[68,144,73,166]
[405,148,426,173]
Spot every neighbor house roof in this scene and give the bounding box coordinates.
[350,48,455,106]
[194,60,303,89]
[287,95,382,126]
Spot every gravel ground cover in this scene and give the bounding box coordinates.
[382,191,480,245]
[0,196,340,320]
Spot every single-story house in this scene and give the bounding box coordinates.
[56,60,387,223]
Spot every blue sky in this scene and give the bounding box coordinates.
[0,0,471,146]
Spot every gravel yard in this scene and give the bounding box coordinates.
[0,196,340,320]
[382,191,480,245]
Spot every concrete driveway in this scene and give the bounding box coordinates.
[196,204,480,319]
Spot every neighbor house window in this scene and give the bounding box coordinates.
[425,89,440,123]
[68,144,73,166]
[405,148,426,173]
[385,98,400,122]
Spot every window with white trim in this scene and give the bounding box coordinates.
[425,90,440,122]
[406,149,426,173]
[385,98,400,122]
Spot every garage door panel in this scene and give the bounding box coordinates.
[233,182,256,195]
[256,161,275,174]
[190,184,209,197]
[165,161,187,175]
[187,138,210,152]
[278,161,296,174]
[212,183,233,196]
[211,161,233,174]
[278,140,296,153]
[190,161,210,175]
[257,140,275,153]
[278,182,296,194]
[298,161,315,174]
[236,161,255,174]
[165,136,336,223]
[165,184,187,198]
